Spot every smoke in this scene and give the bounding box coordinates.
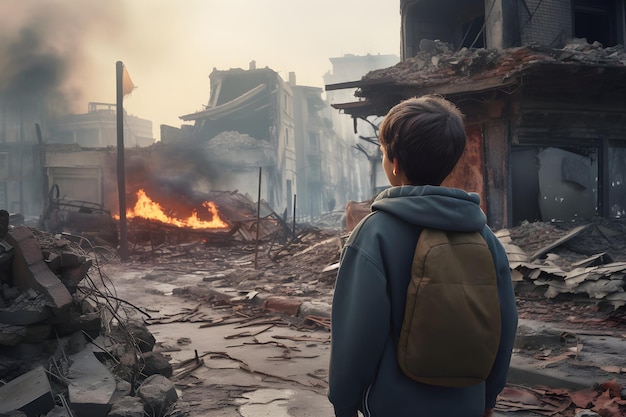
[0,0,126,112]
[125,149,222,219]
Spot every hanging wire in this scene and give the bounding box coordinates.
[469,0,498,49]
[515,0,547,45]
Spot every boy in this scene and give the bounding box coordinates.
[328,95,518,417]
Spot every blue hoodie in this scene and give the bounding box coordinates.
[328,185,518,417]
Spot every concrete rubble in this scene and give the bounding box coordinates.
[0,225,179,417]
[1,209,626,415]
[358,38,626,99]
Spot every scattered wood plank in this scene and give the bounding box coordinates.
[529,224,591,262]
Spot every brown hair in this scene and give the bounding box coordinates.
[379,95,466,185]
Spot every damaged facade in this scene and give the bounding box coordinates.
[2,51,397,233]
[35,63,349,244]
[160,62,370,221]
[327,0,626,229]
[174,63,298,217]
[0,100,155,221]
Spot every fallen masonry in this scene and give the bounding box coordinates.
[0,225,178,417]
[2,214,626,416]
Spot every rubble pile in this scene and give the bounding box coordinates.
[359,38,626,93]
[0,226,179,417]
[501,219,626,311]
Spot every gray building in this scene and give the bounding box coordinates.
[52,102,154,148]
[323,53,400,200]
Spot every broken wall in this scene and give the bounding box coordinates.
[512,100,626,224]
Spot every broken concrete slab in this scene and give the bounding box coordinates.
[67,348,116,417]
[5,227,72,311]
[0,366,55,417]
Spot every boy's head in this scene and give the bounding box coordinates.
[378,95,466,186]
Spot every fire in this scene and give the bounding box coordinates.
[125,189,228,229]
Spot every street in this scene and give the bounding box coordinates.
[100,261,335,417]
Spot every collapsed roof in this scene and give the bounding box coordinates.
[327,39,626,118]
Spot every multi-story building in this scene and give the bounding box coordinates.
[328,0,626,229]
[323,54,399,199]
[175,61,297,217]
[0,100,47,217]
[290,73,357,221]
[0,95,154,219]
[52,102,154,148]
[171,62,366,222]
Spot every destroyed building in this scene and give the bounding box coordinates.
[171,62,297,216]
[0,102,155,222]
[327,0,626,230]
[161,62,368,221]
[1,55,398,246]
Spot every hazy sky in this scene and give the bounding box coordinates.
[1,0,400,139]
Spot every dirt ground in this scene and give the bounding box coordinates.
[111,219,626,416]
[120,218,626,339]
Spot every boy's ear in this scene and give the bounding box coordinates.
[393,158,401,176]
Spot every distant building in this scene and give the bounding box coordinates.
[290,73,355,220]
[0,99,47,217]
[52,102,154,148]
[323,53,400,199]
[0,94,155,219]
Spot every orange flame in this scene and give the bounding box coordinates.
[125,189,228,229]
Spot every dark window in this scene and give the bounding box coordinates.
[460,15,485,49]
[573,0,619,47]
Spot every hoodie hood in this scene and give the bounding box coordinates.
[371,185,487,232]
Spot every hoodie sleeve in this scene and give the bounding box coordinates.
[482,229,519,408]
[328,240,391,417]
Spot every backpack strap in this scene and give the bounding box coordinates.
[396,228,501,387]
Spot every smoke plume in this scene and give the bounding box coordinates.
[0,0,126,112]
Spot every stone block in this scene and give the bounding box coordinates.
[140,351,173,378]
[0,366,55,417]
[15,261,72,312]
[43,252,62,273]
[55,311,101,339]
[59,252,86,268]
[68,348,116,417]
[6,227,72,311]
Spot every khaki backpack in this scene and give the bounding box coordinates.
[396,228,501,387]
